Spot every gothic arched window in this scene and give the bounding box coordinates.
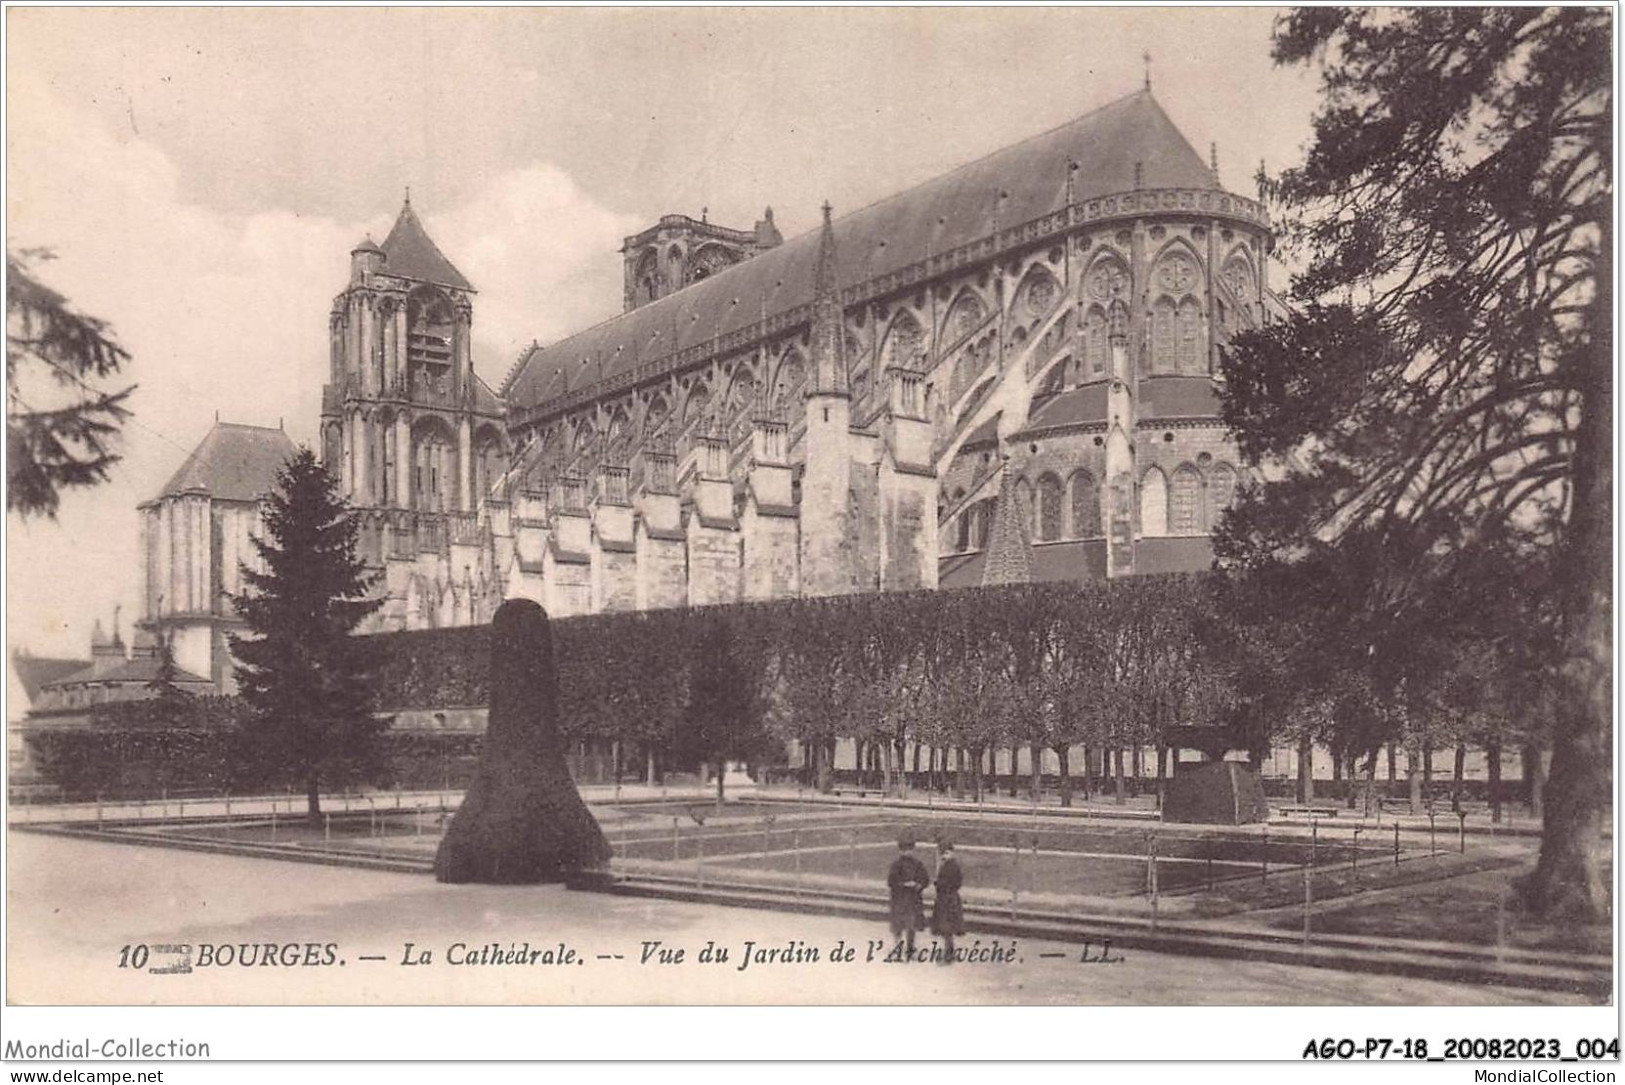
[881,311,924,372]
[951,340,985,404]
[1083,306,1109,378]
[684,384,710,426]
[412,420,457,512]
[1036,473,1064,542]
[373,414,391,503]
[960,499,993,551]
[1177,298,1203,374]
[1150,249,1201,375]
[1151,298,1177,375]
[1169,465,1202,534]
[773,350,804,408]
[633,250,659,306]
[406,285,455,376]
[1070,470,1100,537]
[473,427,507,503]
[974,498,994,549]
[644,393,669,438]
[724,367,758,442]
[943,291,986,347]
[690,244,737,283]
[1017,266,1060,326]
[1140,467,1168,537]
[1207,462,1239,527]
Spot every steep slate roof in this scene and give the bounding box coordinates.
[46,656,210,688]
[1011,374,1220,437]
[509,90,1216,412]
[961,411,1003,450]
[1139,376,1222,419]
[472,373,504,415]
[152,422,297,503]
[1016,385,1109,433]
[380,200,474,292]
[10,653,89,703]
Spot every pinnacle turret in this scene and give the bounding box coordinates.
[807,202,849,399]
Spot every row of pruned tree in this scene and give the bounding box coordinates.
[544,564,1561,815]
[571,580,1221,805]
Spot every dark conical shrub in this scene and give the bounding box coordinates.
[435,599,610,883]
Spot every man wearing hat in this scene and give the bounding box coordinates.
[931,842,965,965]
[886,838,930,958]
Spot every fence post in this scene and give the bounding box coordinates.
[1495,887,1509,965]
[1149,838,1160,931]
[1394,822,1401,866]
[695,831,705,890]
[324,813,331,845]
[1010,837,1021,921]
[1351,827,1362,878]
[1302,858,1313,945]
[1458,810,1467,854]
[1429,811,1438,857]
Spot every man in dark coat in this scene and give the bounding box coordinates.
[886,839,929,957]
[931,842,965,965]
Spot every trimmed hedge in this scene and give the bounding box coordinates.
[23,728,488,802]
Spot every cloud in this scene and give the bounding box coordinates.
[6,75,633,658]
[435,164,640,384]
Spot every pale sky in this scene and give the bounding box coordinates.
[5,6,1320,661]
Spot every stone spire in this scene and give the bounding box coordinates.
[807,202,849,399]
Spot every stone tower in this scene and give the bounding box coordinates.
[621,208,783,312]
[322,195,486,515]
[320,196,508,630]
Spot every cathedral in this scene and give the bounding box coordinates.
[137,87,1271,691]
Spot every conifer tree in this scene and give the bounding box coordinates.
[230,448,384,821]
[1221,9,1609,917]
[143,632,193,709]
[7,250,133,519]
